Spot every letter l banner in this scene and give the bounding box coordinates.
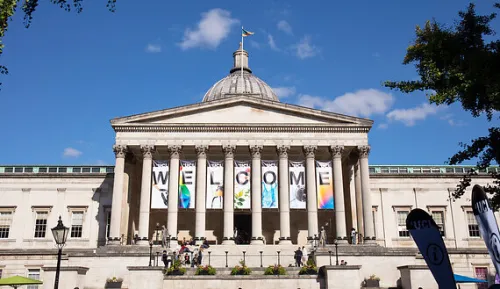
[406,208,456,289]
[472,184,500,275]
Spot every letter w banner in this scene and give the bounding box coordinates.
[151,160,169,209]
[472,184,500,275]
[406,208,456,289]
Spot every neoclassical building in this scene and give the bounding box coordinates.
[0,45,498,289]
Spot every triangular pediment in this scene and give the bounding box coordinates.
[111,96,373,128]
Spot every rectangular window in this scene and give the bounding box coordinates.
[106,211,111,239]
[467,211,480,237]
[70,211,84,238]
[372,208,377,238]
[431,211,445,237]
[34,211,48,238]
[397,210,410,237]
[475,267,488,289]
[0,211,13,238]
[27,269,40,289]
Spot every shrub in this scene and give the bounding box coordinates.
[195,265,216,275]
[230,260,252,275]
[368,274,380,281]
[299,264,318,275]
[166,260,186,276]
[264,265,287,275]
[106,277,123,283]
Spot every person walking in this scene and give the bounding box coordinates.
[294,247,303,267]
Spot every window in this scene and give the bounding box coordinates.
[70,211,84,238]
[34,211,48,238]
[372,207,377,238]
[27,269,40,289]
[467,211,480,237]
[0,211,13,238]
[431,211,445,237]
[475,267,488,289]
[397,210,410,237]
[106,210,111,239]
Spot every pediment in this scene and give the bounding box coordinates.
[111,96,373,127]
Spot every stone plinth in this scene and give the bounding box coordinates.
[397,265,437,289]
[322,265,362,289]
[42,266,89,289]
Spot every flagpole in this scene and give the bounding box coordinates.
[241,26,244,81]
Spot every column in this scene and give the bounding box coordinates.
[304,145,318,242]
[250,145,263,244]
[277,145,292,244]
[354,160,364,242]
[109,144,127,245]
[330,145,347,243]
[195,145,208,245]
[358,145,375,243]
[137,145,155,245]
[222,145,236,245]
[167,145,181,247]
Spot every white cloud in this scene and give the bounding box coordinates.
[377,123,389,129]
[386,103,444,126]
[63,147,82,158]
[440,114,465,126]
[272,86,296,98]
[292,36,319,59]
[250,40,260,49]
[297,89,395,117]
[179,9,239,50]
[277,20,293,35]
[268,34,279,51]
[145,44,162,53]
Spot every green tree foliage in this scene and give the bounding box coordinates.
[0,0,117,87]
[384,3,500,207]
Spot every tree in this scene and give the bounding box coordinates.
[0,0,117,87]
[384,3,500,207]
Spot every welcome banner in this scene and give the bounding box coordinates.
[206,160,224,209]
[289,161,306,209]
[151,160,169,209]
[262,160,278,209]
[179,160,196,209]
[234,161,251,209]
[316,161,334,209]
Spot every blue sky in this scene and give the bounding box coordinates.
[0,0,498,166]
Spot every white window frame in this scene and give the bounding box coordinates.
[463,206,480,238]
[26,268,41,289]
[393,206,412,238]
[32,207,51,239]
[372,206,378,239]
[427,206,446,237]
[0,207,16,239]
[67,206,88,239]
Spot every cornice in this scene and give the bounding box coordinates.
[113,124,371,133]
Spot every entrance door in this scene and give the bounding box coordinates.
[234,213,252,244]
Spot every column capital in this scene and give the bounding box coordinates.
[140,145,155,160]
[167,145,182,159]
[222,145,236,158]
[276,145,290,158]
[195,145,209,158]
[303,145,317,158]
[249,145,263,158]
[358,145,371,159]
[112,145,128,159]
[329,145,344,158]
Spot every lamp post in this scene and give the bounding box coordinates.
[259,251,263,267]
[328,250,332,266]
[51,216,69,289]
[277,251,281,266]
[149,241,153,266]
[225,251,228,267]
[242,251,246,264]
[334,240,339,266]
[208,251,211,266]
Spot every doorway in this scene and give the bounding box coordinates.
[234,213,251,244]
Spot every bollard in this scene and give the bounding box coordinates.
[328,251,332,266]
[243,251,246,264]
[277,251,281,266]
[208,251,211,266]
[225,251,228,267]
[259,251,263,267]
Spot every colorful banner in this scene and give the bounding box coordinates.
[179,160,196,209]
[289,161,306,209]
[151,160,169,209]
[206,160,224,209]
[316,161,334,209]
[234,161,251,209]
[406,208,456,289]
[262,160,278,209]
[472,184,500,274]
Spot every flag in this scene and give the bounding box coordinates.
[406,208,456,289]
[472,184,500,275]
[242,28,254,37]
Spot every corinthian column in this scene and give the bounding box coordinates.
[109,145,127,245]
[277,145,292,244]
[330,145,347,243]
[167,145,181,247]
[250,145,263,245]
[354,160,364,241]
[195,145,208,245]
[222,145,236,245]
[137,145,155,245]
[358,145,375,243]
[304,145,318,242]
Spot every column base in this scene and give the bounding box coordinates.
[335,239,348,244]
[364,238,377,244]
[136,239,150,246]
[250,239,264,245]
[222,239,235,245]
[279,239,292,245]
[107,238,121,245]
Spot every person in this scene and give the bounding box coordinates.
[301,246,308,264]
[162,250,171,268]
[340,260,345,265]
[197,244,204,264]
[294,247,303,267]
[351,228,357,245]
[161,225,169,248]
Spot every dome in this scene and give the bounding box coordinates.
[202,44,279,102]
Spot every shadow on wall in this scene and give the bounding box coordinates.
[94,174,115,247]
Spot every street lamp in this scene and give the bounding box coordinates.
[334,240,339,266]
[149,241,153,266]
[51,216,69,289]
